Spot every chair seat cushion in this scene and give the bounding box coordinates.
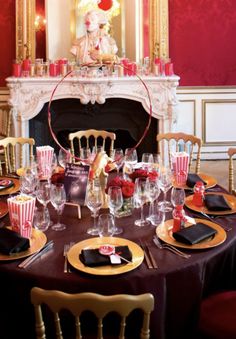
[199,291,236,339]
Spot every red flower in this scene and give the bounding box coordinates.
[106,176,135,198]
[129,169,158,182]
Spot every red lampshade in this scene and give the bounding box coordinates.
[98,0,113,11]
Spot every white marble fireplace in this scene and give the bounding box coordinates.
[6,75,179,151]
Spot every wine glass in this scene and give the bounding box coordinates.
[158,167,173,212]
[112,148,124,174]
[98,213,115,238]
[80,147,92,165]
[36,180,51,227]
[141,153,154,172]
[20,171,38,196]
[123,148,138,178]
[171,187,186,208]
[58,148,71,169]
[50,183,67,231]
[134,177,150,227]
[86,181,103,235]
[33,206,50,232]
[107,186,123,234]
[146,177,161,224]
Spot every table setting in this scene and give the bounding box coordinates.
[0,147,236,339]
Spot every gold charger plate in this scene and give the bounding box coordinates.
[0,201,8,218]
[156,218,226,250]
[0,177,20,196]
[174,173,217,190]
[0,227,47,261]
[185,192,236,215]
[67,237,144,276]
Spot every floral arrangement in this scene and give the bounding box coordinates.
[105,176,134,198]
[129,169,158,182]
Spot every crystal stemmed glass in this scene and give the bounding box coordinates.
[112,148,124,174]
[146,177,161,224]
[36,181,51,228]
[86,181,103,235]
[158,167,173,212]
[141,153,154,172]
[98,213,115,238]
[107,186,123,234]
[58,148,71,169]
[50,183,67,231]
[20,171,38,196]
[80,147,92,165]
[134,177,150,227]
[170,187,186,208]
[123,148,138,177]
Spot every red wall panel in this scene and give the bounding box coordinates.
[0,0,15,87]
[169,0,236,86]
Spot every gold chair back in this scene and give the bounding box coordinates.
[31,287,154,339]
[68,129,116,162]
[0,104,12,138]
[156,132,202,173]
[228,147,236,194]
[0,137,35,175]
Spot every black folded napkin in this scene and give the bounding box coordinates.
[204,194,232,211]
[79,245,132,267]
[173,223,217,245]
[186,174,207,188]
[0,228,30,255]
[0,179,14,191]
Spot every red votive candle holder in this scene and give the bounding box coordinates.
[49,62,58,77]
[165,62,174,76]
[22,58,31,72]
[12,62,22,77]
[121,58,129,76]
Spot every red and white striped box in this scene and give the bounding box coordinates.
[171,152,189,186]
[36,145,54,179]
[7,194,36,239]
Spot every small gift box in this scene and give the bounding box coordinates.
[7,194,36,239]
[171,152,189,186]
[36,145,54,179]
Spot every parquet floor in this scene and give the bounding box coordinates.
[200,160,228,190]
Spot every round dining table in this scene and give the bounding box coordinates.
[0,185,236,339]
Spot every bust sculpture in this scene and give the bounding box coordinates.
[70,10,118,65]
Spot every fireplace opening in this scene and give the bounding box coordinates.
[29,98,158,160]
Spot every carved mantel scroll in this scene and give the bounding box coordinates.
[6,75,179,138]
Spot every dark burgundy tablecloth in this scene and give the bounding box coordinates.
[0,187,236,339]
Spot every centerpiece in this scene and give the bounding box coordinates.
[106,176,135,217]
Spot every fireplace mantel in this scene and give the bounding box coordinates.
[6,75,179,139]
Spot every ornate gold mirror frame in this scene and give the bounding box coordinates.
[15,0,168,61]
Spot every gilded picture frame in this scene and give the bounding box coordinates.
[15,0,169,61]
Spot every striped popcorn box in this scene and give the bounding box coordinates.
[7,194,36,239]
[171,152,189,186]
[36,145,54,179]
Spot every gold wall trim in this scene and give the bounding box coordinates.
[150,0,169,59]
[16,0,35,60]
[202,99,236,146]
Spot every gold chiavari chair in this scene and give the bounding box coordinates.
[228,147,236,195]
[156,132,202,173]
[31,287,155,339]
[0,137,35,175]
[0,104,12,170]
[68,129,116,162]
